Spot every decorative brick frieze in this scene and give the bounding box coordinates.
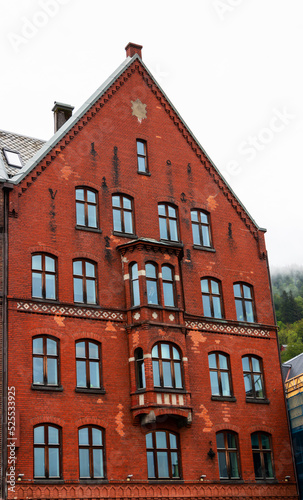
[185,319,272,338]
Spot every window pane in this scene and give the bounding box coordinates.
[254,374,264,398]
[213,296,222,318]
[147,451,155,478]
[79,449,90,477]
[202,225,210,246]
[245,302,254,322]
[89,343,99,359]
[76,189,85,201]
[124,211,133,234]
[161,344,170,359]
[33,337,43,354]
[87,205,97,227]
[86,280,96,304]
[202,295,211,317]
[32,272,42,298]
[221,372,231,396]
[171,452,179,477]
[233,284,241,297]
[87,190,96,203]
[264,452,274,477]
[243,285,252,299]
[191,210,198,222]
[210,371,220,395]
[33,358,43,384]
[32,254,42,270]
[251,434,259,449]
[92,428,102,446]
[174,363,182,388]
[34,448,45,477]
[89,361,100,388]
[159,217,168,239]
[252,357,260,372]
[34,426,45,444]
[146,433,153,448]
[169,433,177,449]
[192,224,200,245]
[227,433,237,449]
[235,300,244,321]
[200,212,208,223]
[74,278,83,302]
[45,256,55,272]
[157,452,169,478]
[132,280,140,306]
[211,280,219,294]
[152,345,158,357]
[123,197,132,209]
[156,432,167,449]
[208,353,217,369]
[73,260,83,276]
[47,358,58,385]
[172,347,180,360]
[201,279,209,293]
[147,281,158,304]
[163,361,173,387]
[158,204,166,216]
[169,219,178,241]
[229,452,239,478]
[93,449,104,477]
[261,434,270,449]
[48,426,59,444]
[218,451,228,478]
[163,282,174,306]
[244,373,253,396]
[216,432,225,449]
[77,360,86,387]
[219,354,228,369]
[47,339,57,355]
[113,208,122,231]
[137,141,145,155]
[79,427,89,445]
[242,356,250,371]
[253,452,262,477]
[76,342,85,358]
[168,206,176,217]
[131,263,138,279]
[137,156,146,172]
[162,266,172,281]
[76,203,86,225]
[146,263,156,278]
[153,360,160,386]
[48,448,59,477]
[112,195,120,207]
[45,274,56,299]
[85,262,95,277]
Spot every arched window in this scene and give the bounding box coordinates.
[208,352,232,397]
[251,432,274,479]
[76,340,102,390]
[234,282,255,322]
[73,259,97,304]
[242,355,265,399]
[32,336,59,387]
[216,430,240,479]
[78,426,105,478]
[158,203,179,242]
[130,262,140,307]
[152,342,183,389]
[75,187,98,228]
[34,424,61,478]
[146,431,181,479]
[112,194,134,235]
[145,262,159,305]
[201,278,223,318]
[135,347,146,390]
[191,209,212,247]
[32,253,57,300]
[162,265,175,307]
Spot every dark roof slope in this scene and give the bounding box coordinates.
[0,129,45,179]
[282,352,303,382]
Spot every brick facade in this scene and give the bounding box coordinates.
[3,47,298,499]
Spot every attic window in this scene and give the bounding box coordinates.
[3,149,23,168]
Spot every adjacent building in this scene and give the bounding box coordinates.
[0,43,298,499]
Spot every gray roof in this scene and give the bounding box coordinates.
[282,352,303,382]
[0,129,45,179]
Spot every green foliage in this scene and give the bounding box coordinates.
[272,268,303,362]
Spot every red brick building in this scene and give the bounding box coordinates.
[1,43,298,499]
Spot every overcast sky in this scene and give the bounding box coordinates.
[1,0,302,271]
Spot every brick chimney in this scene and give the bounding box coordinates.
[52,102,74,133]
[125,42,143,59]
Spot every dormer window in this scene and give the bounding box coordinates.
[3,148,23,168]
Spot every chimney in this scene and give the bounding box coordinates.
[125,42,143,59]
[52,102,74,133]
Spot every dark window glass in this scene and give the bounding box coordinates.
[76,188,98,228]
[201,278,223,318]
[112,194,134,234]
[135,347,146,390]
[146,263,159,305]
[208,352,232,397]
[251,432,274,479]
[146,431,181,479]
[242,355,265,399]
[191,210,212,247]
[158,204,179,242]
[73,260,97,304]
[137,140,148,173]
[76,340,102,389]
[130,263,140,307]
[32,254,57,300]
[216,431,240,479]
[162,265,175,307]
[34,424,61,478]
[152,343,183,389]
[79,426,105,479]
[33,336,59,386]
[234,282,255,322]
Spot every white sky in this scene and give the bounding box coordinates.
[1,0,302,270]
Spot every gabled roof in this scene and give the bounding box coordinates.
[283,352,303,381]
[6,51,264,236]
[0,129,45,179]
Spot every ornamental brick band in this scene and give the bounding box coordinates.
[16,301,124,322]
[185,319,271,338]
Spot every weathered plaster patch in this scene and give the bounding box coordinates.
[54,315,65,327]
[196,405,213,432]
[207,195,218,211]
[61,165,75,181]
[105,321,116,332]
[188,330,207,352]
[115,404,125,437]
[131,99,147,122]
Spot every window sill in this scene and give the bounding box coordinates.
[193,245,216,253]
[148,479,183,484]
[75,225,102,234]
[211,396,237,402]
[159,239,183,247]
[254,478,277,483]
[137,170,151,176]
[154,388,187,394]
[34,479,64,484]
[75,387,106,394]
[31,384,63,392]
[79,479,108,484]
[246,397,270,404]
[217,479,243,483]
[113,231,137,239]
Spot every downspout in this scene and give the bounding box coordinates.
[266,252,299,497]
[2,182,13,500]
